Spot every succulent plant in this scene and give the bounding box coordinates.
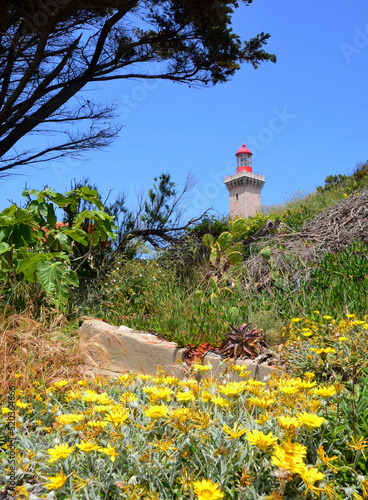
[203,231,242,277]
[219,323,265,361]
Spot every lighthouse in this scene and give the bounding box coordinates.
[224,144,265,219]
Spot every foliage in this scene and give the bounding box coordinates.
[187,216,230,240]
[0,187,116,312]
[1,364,367,499]
[0,1,275,173]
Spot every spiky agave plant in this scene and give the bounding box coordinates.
[220,323,264,362]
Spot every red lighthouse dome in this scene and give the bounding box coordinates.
[236,144,253,173]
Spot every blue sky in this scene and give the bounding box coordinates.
[1,0,368,220]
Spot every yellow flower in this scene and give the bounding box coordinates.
[347,436,368,458]
[119,392,138,403]
[138,374,152,382]
[1,407,11,414]
[299,466,324,495]
[210,396,229,408]
[99,443,118,462]
[92,404,111,413]
[15,373,23,379]
[271,441,307,474]
[301,330,313,337]
[218,382,247,397]
[162,375,178,385]
[48,443,75,463]
[310,347,336,356]
[64,390,82,402]
[117,373,134,384]
[148,387,173,403]
[222,422,248,439]
[323,315,333,320]
[44,472,68,490]
[87,420,109,431]
[245,430,278,451]
[343,193,348,198]
[75,440,101,453]
[16,401,29,409]
[248,396,275,409]
[176,391,196,402]
[94,393,114,405]
[13,485,28,498]
[55,414,85,426]
[104,409,129,426]
[192,363,212,372]
[291,318,303,323]
[346,313,356,319]
[148,436,178,455]
[254,410,270,425]
[297,412,325,429]
[169,408,193,421]
[192,478,224,500]
[201,390,213,402]
[77,379,88,387]
[277,415,301,432]
[313,386,337,398]
[52,380,69,389]
[338,337,348,342]
[297,379,317,390]
[277,380,299,395]
[179,378,199,390]
[144,405,169,419]
[316,446,339,473]
[81,390,100,402]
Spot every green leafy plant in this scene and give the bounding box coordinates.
[203,231,243,277]
[0,187,116,312]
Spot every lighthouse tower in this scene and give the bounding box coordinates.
[224,144,265,219]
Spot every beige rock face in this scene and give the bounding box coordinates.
[80,319,278,381]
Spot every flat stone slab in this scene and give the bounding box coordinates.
[80,319,279,381]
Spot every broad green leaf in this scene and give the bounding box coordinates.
[49,192,69,207]
[260,247,271,260]
[218,232,232,250]
[36,260,69,308]
[17,253,48,282]
[73,210,93,228]
[231,218,248,239]
[0,254,10,278]
[0,242,10,254]
[228,306,239,322]
[203,234,215,249]
[63,228,88,245]
[55,231,70,250]
[230,242,243,254]
[63,268,79,288]
[209,245,220,264]
[227,251,242,265]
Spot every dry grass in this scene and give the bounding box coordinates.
[0,312,108,397]
[243,188,368,292]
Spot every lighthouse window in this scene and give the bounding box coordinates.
[235,194,239,202]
